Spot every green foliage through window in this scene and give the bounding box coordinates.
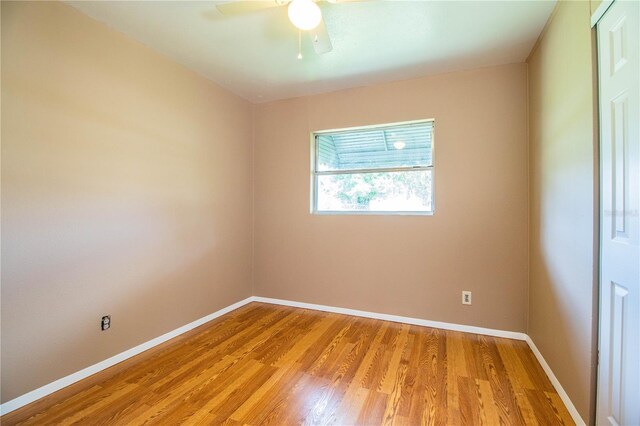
[313,120,434,214]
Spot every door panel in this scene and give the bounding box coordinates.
[597,1,640,425]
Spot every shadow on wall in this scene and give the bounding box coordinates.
[530,242,594,420]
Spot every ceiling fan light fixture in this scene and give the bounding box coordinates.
[288,0,322,31]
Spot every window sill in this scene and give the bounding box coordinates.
[311,210,434,216]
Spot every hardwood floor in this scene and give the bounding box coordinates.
[2,302,574,425]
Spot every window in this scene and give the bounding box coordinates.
[311,120,434,214]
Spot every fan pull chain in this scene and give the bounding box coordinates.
[297,30,303,59]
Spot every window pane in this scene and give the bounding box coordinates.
[316,170,433,213]
[316,121,433,171]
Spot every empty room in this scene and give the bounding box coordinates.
[1,0,638,425]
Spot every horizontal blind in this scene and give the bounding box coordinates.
[316,121,433,172]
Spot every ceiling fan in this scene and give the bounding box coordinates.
[216,0,349,57]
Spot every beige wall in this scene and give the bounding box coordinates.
[591,0,603,16]
[527,0,597,423]
[1,1,253,403]
[253,64,529,332]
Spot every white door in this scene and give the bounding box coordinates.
[597,1,640,425]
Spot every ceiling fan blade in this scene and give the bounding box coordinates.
[309,17,332,54]
[215,1,281,16]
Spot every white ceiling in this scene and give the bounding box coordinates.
[67,0,556,103]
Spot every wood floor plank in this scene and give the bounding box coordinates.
[272,314,338,368]
[515,340,556,393]
[477,379,501,425]
[355,389,387,425]
[380,355,408,425]
[458,376,483,425]
[495,339,536,390]
[380,324,410,394]
[278,374,335,426]
[307,319,354,376]
[422,328,448,425]
[1,302,575,426]
[183,360,264,424]
[462,334,489,381]
[478,335,525,424]
[229,362,300,423]
[330,386,369,426]
[245,371,313,426]
[395,332,416,418]
[331,321,383,385]
[546,391,576,425]
[406,331,427,425]
[496,339,540,425]
[299,380,345,426]
[446,331,468,425]
[526,389,575,426]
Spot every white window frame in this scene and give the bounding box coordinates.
[310,119,435,215]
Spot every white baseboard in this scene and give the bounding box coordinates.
[1,295,582,425]
[0,297,255,416]
[525,336,586,426]
[252,296,528,341]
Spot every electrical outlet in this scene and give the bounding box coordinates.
[101,315,111,331]
[462,291,472,305]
